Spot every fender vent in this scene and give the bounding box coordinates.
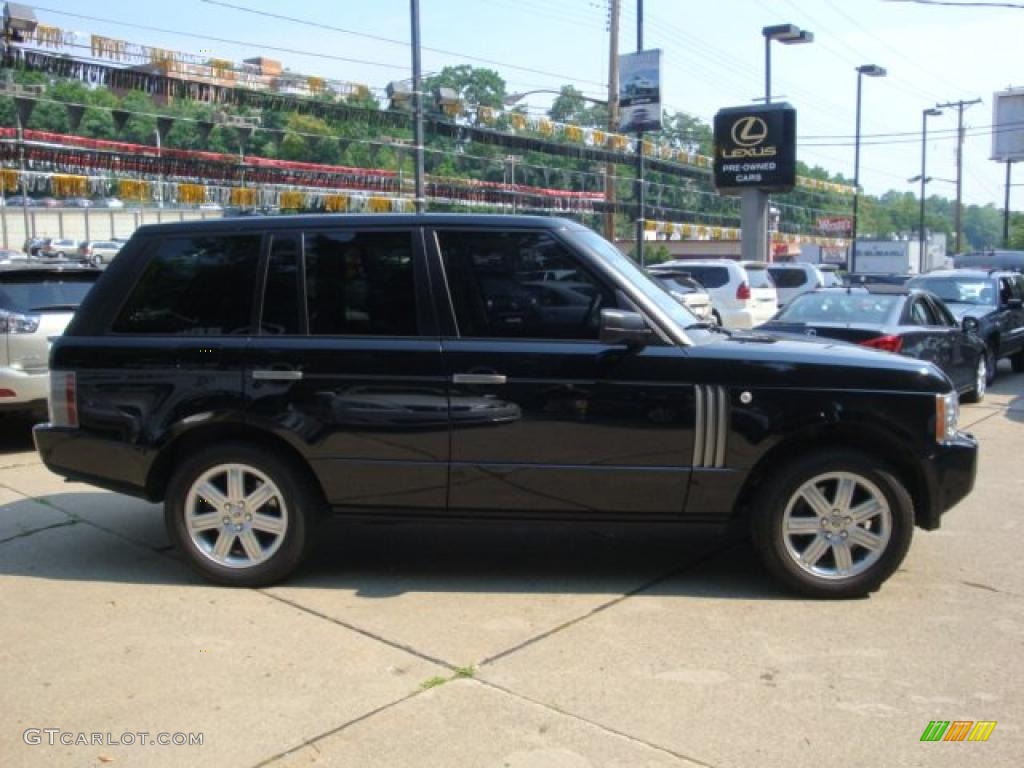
[693,385,729,468]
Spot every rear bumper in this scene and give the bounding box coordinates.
[719,306,776,330]
[33,424,154,500]
[0,367,49,411]
[918,431,978,530]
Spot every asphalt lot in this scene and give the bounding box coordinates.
[1,366,1022,768]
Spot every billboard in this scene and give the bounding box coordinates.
[713,103,797,193]
[618,49,662,133]
[992,88,1024,162]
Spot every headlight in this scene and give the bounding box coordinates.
[935,390,959,444]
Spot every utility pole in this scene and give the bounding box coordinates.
[1003,160,1013,248]
[411,0,426,214]
[936,98,981,253]
[604,0,620,241]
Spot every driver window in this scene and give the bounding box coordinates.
[910,298,939,326]
[437,230,614,340]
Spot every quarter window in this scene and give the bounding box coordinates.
[438,230,613,340]
[113,234,261,335]
[304,230,417,336]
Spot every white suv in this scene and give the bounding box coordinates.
[765,262,826,308]
[0,263,100,416]
[651,259,778,328]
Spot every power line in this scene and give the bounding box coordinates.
[199,0,607,87]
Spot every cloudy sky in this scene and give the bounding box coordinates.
[36,0,1023,209]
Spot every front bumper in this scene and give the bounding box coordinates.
[919,431,978,530]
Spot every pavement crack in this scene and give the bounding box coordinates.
[480,538,742,667]
[475,678,717,767]
[249,688,427,768]
[258,590,457,671]
[0,518,78,545]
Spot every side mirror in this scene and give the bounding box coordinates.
[600,308,652,348]
[962,316,980,334]
[1006,297,1023,310]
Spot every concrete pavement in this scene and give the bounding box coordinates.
[1,367,1022,767]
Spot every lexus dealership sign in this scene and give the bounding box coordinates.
[713,103,797,193]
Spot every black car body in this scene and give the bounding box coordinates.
[907,269,1024,378]
[759,286,988,402]
[34,215,978,597]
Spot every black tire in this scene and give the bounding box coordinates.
[961,354,987,404]
[751,450,914,599]
[165,442,322,587]
[984,342,997,385]
[1012,349,1024,373]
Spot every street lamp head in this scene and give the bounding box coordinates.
[857,64,887,78]
[763,23,813,44]
[924,108,943,117]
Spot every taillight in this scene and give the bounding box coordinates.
[859,335,903,353]
[0,308,40,334]
[48,371,79,428]
[736,281,751,301]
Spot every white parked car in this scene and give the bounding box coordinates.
[0,262,102,416]
[765,262,826,308]
[651,259,778,329]
[646,269,714,323]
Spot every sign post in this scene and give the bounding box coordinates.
[713,103,797,264]
[992,88,1024,248]
[618,48,662,266]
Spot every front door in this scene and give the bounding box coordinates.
[429,227,693,517]
[245,227,449,512]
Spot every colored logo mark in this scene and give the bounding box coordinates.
[920,720,996,742]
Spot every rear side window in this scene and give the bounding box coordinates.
[745,267,775,289]
[0,273,98,313]
[113,235,261,335]
[682,266,729,289]
[304,230,417,336]
[767,268,807,288]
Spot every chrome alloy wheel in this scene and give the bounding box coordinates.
[975,357,987,400]
[184,464,288,569]
[781,471,892,581]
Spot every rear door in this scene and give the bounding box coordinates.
[245,227,449,512]
[902,294,962,387]
[429,227,693,517]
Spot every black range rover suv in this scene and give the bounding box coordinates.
[34,215,977,598]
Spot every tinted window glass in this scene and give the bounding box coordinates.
[767,268,807,288]
[910,277,995,306]
[928,297,956,327]
[438,230,613,340]
[304,230,417,336]
[745,267,775,288]
[113,235,260,334]
[679,265,729,289]
[777,292,900,324]
[0,273,98,312]
[261,235,301,335]
[910,298,939,326]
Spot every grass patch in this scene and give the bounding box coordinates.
[419,676,448,690]
[453,665,476,679]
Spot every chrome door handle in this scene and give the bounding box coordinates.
[252,369,303,381]
[452,373,507,385]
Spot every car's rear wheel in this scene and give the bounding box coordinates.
[984,343,997,384]
[752,450,914,598]
[1012,349,1024,373]
[165,442,321,586]
[962,355,987,403]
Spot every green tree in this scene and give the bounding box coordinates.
[549,85,607,128]
[423,65,507,110]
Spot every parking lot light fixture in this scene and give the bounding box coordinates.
[762,24,814,104]
[850,64,887,273]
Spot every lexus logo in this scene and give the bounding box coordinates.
[731,116,769,147]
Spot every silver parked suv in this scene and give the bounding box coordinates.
[0,262,101,416]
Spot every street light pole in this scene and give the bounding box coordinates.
[635,0,644,267]
[919,108,942,267]
[410,0,425,214]
[851,64,887,274]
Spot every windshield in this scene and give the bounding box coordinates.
[0,273,98,313]
[776,292,901,324]
[568,230,698,332]
[910,277,994,306]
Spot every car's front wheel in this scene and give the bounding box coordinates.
[752,450,914,598]
[1012,348,1024,373]
[165,443,321,586]
[962,355,987,403]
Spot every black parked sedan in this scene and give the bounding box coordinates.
[759,286,987,402]
[907,269,1024,381]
